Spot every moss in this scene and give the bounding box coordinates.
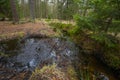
[0,52,8,57]
[17,32,24,38]
[49,22,120,73]
[45,19,51,22]
[67,65,78,80]
[49,22,77,37]
[101,43,120,69]
[105,54,120,69]
[103,50,120,69]
[0,32,25,40]
[0,34,7,39]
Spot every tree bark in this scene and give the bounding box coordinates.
[10,0,19,23]
[29,0,35,22]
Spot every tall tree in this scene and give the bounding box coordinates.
[0,0,12,20]
[20,0,25,19]
[29,0,35,21]
[10,0,19,23]
[57,0,78,20]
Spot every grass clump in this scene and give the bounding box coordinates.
[67,65,78,80]
[29,64,69,80]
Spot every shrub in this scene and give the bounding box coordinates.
[90,32,118,48]
[49,22,76,36]
[104,53,120,69]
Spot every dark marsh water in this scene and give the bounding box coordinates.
[0,37,117,80]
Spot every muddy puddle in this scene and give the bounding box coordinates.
[0,37,118,80]
[0,37,78,80]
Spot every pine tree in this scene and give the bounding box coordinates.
[0,0,12,20]
[10,0,19,23]
[29,0,35,22]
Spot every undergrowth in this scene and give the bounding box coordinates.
[29,64,78,80]
[49,22,120,70]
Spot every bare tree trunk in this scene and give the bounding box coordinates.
[29,0,35,22]
[40,0,43,19]
[44,0,48,18]
[10,0,19,23]
[39,0,41,19]
[21,0,25,19]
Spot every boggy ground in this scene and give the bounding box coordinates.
[0,21,56,41]
[0,21,56,80]
[0,21,119,80]
[0,22,77,80]
[0,37,79,80]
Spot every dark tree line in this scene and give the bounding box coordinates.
[0,0,120,29]
[0,0,80,23]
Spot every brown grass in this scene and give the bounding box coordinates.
[0,21,55,40]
